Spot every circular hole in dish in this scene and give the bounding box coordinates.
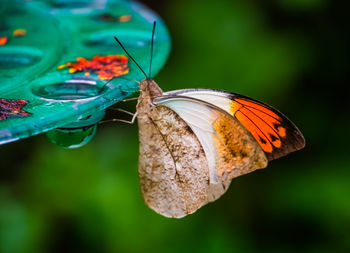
[84,29,151,50]
[32,77,106,101]
[0,46,42,69]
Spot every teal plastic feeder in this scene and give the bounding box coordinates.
[0,0,171,148]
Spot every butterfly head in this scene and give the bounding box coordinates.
[140,78,163,99]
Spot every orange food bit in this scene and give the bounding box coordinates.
[0,36,8,46]
[58,55,129,79]
[13,29,26,36]
[119,15,132,22]
[98,14,131,22]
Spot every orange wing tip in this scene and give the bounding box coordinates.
[235,110,274,153]
[277,126,286,137]
[236,98,281,119]
[229,97,305,160]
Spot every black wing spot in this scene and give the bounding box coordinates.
[269,133,279,142]
[259,135,267,144]
[273,123,282,129]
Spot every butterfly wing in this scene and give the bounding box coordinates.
[162,89,305,161]
[138,104,210,218]
[153,96,268,202]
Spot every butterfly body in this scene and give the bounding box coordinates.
[135,79,301,218]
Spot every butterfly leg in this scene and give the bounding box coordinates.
[119,88,141,93]
[99,111,138,125]
[104,97,138,102]
[108,108,135,116]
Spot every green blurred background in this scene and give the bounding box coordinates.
[1,0,349,252]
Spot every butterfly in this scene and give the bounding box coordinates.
[112,22,305,218]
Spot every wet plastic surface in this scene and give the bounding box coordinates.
[0,0,171,145]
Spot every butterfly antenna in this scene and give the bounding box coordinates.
[114,36,148,79]
[99,76,116,93]
[149,21,156,79]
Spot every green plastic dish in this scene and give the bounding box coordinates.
[0,0,171,147]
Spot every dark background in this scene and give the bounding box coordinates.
[1,0,349,252]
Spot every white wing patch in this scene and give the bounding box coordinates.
[154,98,220,185]
[163,90,233,114]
